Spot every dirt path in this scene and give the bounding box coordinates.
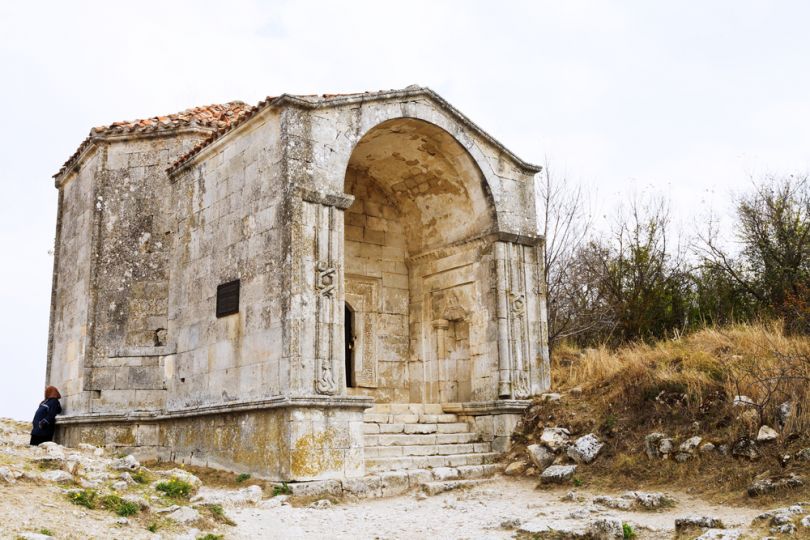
[227,477,763,539]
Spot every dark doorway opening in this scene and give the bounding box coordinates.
[344,302,355,388]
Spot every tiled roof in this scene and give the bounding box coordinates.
[54,102,251,179]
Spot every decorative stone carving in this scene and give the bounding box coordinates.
[316,261,336,297]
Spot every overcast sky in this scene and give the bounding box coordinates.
[1,1,809,421]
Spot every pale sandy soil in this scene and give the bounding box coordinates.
[230,478,765,540]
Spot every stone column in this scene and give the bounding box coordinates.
[494,242,512,398]
[433,319,449,402]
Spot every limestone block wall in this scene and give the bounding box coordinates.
[84,134,206,413]
[48,151,101,414]
[344,167,409,402]
[167,110,286,409]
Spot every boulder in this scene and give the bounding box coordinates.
[593,495,633,510]
[700,443,716,454]
[164,505,200,523]
[747,474,804,497]
[756,425,778,442]
[540,464,577,484]
[674,515,725,530]
[159,468,202,488]
[644,432,666,458]
[731,438,759,460]
[40,469,73,484]
[587,518,624,539]
[679,436,702,453]
[539,427,571,452]
[111,454,139,471]
[504,461,528,476]
[526,444,555,469]
[191,485,263,507]
[566,434,604,464]
[625,491,676,509]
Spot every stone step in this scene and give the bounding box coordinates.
[364,441,492,458]
[365,452,500,473]
[363,421,468,435]
[365,403,445,415]
[363,412,460,425]
[364,431,481,447]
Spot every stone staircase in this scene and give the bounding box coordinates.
[363,403,500,474]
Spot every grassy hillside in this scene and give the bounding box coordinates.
[511,323,810,504]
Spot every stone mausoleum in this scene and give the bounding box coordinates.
[47,86,550,483]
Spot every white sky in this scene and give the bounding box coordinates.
[1,1,810,421]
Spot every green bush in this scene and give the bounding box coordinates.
[623,522,636,539]
[67,489,97,509]
[272,482,292,496]
[197,535,224,540]
[236,472,251,483]
[100,494,140,516]
[131,469,151,484]
[155,477,193,499]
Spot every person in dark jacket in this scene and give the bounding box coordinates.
[30,386,62,445]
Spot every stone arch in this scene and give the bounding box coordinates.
[342,117,500,403]
[343,117,498,255]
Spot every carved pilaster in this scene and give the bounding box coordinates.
[314,204,339,395]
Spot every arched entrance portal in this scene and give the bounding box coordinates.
[342,118,498,405]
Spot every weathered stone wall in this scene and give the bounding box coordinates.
[57,401,366,481]
[344,167,410,402]
[48,150,102,414]
[86,134,206,413]
[167,110,287,409]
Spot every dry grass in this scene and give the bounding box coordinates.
[513,323,810,503]
[553,322,810,431]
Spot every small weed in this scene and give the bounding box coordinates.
[100,494,140,516]
[67,488,97,509]
[197,534,224,540]
[147,522,159,533]
[623,522,636,539]
[155,477,193,499]
[39,529,54,536]
[204,503,236,526]
[603,413,617,431]
[131,469,151,484]
[572,477,583,487]
[236,472,251,483]
[272,482,292,496]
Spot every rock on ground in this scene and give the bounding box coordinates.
[540,427,571,452]
[567,433,604,464]
[526,444,555,469]
[191,485,263,507]
[747,474,804,497]
[540,464,577,484]
[756,425,778,442]
[675,515,725,530]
